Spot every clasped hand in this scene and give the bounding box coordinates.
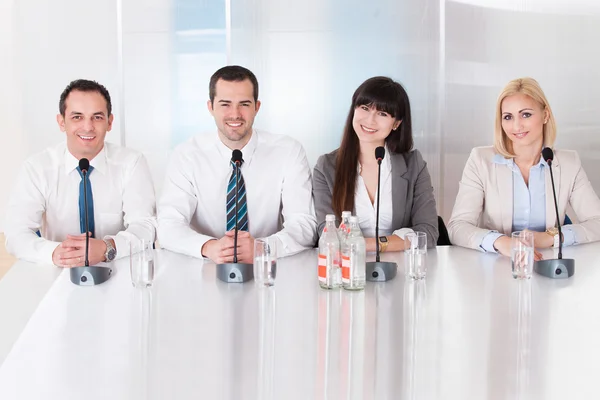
[52,233,107,267]
[201,230,255,264]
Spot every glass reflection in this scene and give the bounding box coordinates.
[257,287,276,400]
[403,278,428,400]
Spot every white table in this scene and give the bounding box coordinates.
[0,244,599,400]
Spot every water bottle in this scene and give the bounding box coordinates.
[342,216,366,290]
[338,211,352,241]
[318,214,341,289]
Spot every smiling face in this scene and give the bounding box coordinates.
[207,78,261,149]
[501,93,549,153]
[57,90,113,161]
[352,104,401,147]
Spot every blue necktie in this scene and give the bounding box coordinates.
[76,165,95,238]
[226,160,248,232]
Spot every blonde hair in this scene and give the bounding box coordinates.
[494,77,557,158]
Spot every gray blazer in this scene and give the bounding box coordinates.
[312,149,439,248]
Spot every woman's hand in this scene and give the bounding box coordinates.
[493,235,543,261]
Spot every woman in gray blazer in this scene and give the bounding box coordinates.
[312,77,438,252]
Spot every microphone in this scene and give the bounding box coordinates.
[79,158,91,267]
[69,158,113,285]
[216,150,254,283]
[533,147,575,278]
[365,146,397,281]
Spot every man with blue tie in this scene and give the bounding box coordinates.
[158,66,317,264]
[4,79,156,267]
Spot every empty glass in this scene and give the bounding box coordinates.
[511,231,534,279]
[405,232,428,280]
[130,238,155,288]
[254,238,277,287]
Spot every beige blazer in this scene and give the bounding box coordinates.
[448,146,600,250]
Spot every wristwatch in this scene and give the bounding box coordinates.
[378,236,389,253]
[103,238,117,262]
[546,227,560,248]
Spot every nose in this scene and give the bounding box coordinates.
[83,118,94,132]
[366,110,377,125]
[512,116,523,132]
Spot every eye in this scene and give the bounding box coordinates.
[522,112,532,118]
[378,111,389,117]
[503,115,512,121]
[72,116,81,120]
[94,115,104,120]
[360,105,369,111]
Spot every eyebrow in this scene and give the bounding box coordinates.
[502,108,534,115]
[69,111,106,116]
[217,99,253,104]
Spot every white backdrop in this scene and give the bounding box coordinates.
[1,0,599,231]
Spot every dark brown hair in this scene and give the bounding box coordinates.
[209,65,259,105]
[332,76,413,217]
[59,79,112,116]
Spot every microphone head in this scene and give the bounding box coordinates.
[231,149,243,165]
[375,146,385,161]
[79,158,90,172]
[542,147,554,163]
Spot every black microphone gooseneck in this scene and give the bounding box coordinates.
[542,147,563,259]
[79,158,91,267]
[231,150,243,264]
[374,146,385,263]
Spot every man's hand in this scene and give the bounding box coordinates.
[51,233,107,267]
[493,235,543,261]
[201,235,236,264]
[225,230,255,264]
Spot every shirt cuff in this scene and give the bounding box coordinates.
[41,240,62,266]
[392,228,414,240]
[561,226,577,247]
[480,231,504,253]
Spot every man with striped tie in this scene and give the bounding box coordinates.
[158,66,317,264]
[4,80,156,267]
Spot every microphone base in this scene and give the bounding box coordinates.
[70,265,113,286]
[216,262,254,283]
[366,261,398,282]
[534,258,575,279]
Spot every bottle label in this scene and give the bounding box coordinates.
[318,254,327,283]
[341,255,350,283]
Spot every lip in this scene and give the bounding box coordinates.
[512,131,529,139]
[226,121,244,128]
[77,134,96,141]
[360,125,377,134]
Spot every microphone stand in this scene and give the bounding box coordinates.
[533,157,575,278]
[365,154,397,282]
[70,167,113,286]
[216,159,254,283]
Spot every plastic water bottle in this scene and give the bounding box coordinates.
[338,211,352,241]
[342,216,366,290]
[318,214,341,289]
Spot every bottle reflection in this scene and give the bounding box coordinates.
[316,290,342,400]
[341,290,366,400]
[257,288,276,400]
[403,278,428,400]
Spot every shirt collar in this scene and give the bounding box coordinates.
[64,145,108,176]
[215,129,259,168]
[492,153,548,168]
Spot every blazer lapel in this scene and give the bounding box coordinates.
[495,162,514,234]
[390,153,409,228]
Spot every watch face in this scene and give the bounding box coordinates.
[107,248,116,261]
[379,236,388,243]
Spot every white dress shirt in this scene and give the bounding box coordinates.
[4,141,157,265]
[354,148,414,240]
[158,130,317,258]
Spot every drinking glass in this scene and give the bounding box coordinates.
[511,231,534,279]
[405,232,428,280]
[130,238,155,288]
[254,238,277,287]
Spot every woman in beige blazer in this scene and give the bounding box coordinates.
[449,77,600,257]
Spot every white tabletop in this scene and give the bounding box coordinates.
[0,244,599,400]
